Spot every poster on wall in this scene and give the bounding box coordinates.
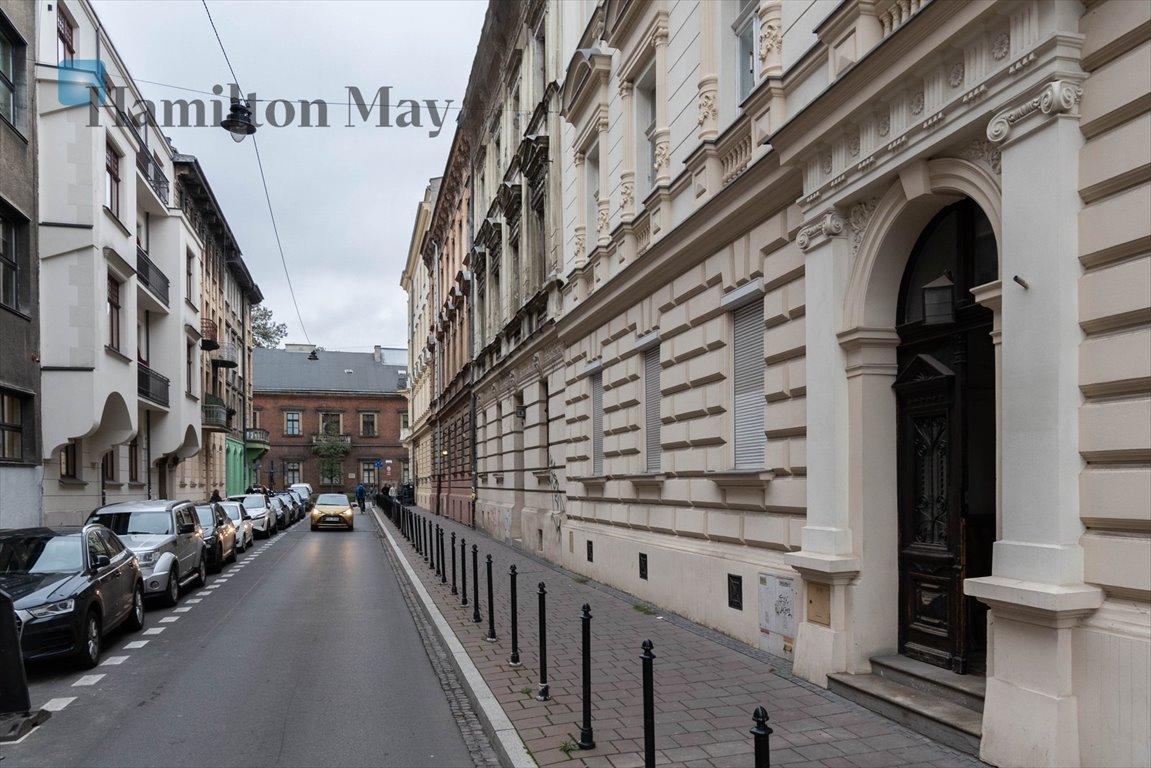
[758,573,796,659]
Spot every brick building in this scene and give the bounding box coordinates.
[252,345,408,493]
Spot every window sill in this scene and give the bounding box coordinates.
[127,481,146,489]
[570,475,607,490]
[103,481,124,489]
[704,469,774,489]
[58,478,88,487]
[0,302,32,323]
[628,473,666,488]
[186,392,199,403]
[105,345,131,364]
[103,206,131,237]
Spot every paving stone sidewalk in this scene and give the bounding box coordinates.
[383,504,985,768]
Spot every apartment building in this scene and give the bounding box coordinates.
[0,0,41,527]
[414,1,1150,765]
[253,346,408,493]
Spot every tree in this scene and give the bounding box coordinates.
[251,305,288,349]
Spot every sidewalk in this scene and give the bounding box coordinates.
[375,503,985,768]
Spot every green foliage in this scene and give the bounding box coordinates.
[250,305,288,349]
[572,576,589,585]
[558,737,578,758]
[632,603,656,615]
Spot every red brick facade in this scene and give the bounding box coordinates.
[253,392,408,493]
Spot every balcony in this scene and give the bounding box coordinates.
[138,364,170,408]
[201,318,220,351]
[201,403,228,432]
[245,428,270,448]
[136,245,170,307]
[311,433,352,445]
[137,148,170,204]
[211,342,239,368]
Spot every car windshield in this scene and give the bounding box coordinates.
[221,503,244,521]
[316,494,348,506]
[194,506,216,528]
[241,495,267,510]
[91,510,173,536]
[0,534,84,574]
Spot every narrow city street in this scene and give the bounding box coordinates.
[1,518,479,768]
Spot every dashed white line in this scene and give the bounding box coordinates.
[160,616,180,623]
[100,655,129,666]
[185,599,202,605]
[124,640,149,649]
[73,674,105,687]
[42,697,75,712]
[174,607,192,613]
[143,627,165,635]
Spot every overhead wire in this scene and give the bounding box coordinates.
[201,0,312,345]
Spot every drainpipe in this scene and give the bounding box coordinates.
[433,239,442,517]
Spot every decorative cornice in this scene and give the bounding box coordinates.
[797,211,846,251]
[987,79,1083,143]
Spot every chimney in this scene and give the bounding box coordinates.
[374,345,382,363]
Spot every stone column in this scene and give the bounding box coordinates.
[652,22,671,188]
[595,115,611,248]
[696,0,718,143]
[966,80,1102,768]
[619,81,636,223]
[573,151,586,271]
[757,0,782,80]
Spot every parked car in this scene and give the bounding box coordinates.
[230,493,276,538]
[273,491,302,524]
[0,525,145,668]
[87,500,207,606]
[269,496,290,529]
[311,493,355,531]
[194,502,237,573]
[289,483,314,510]
[220,501,253,552]
[286,488,310,518]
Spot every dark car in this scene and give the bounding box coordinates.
[273,491,302,524]
[0,525,145,668]
[194,502,237,574]
[269,496,290,530]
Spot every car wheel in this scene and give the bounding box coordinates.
[77,610,101,669]
[195,555,208,588]
[163,566,179,607]
[125,584,145,632]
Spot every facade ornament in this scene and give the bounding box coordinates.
[848,196,881,255]
[653,141,670,171]
[619,80,633,99]
[949,63,965,88]
[696,92,717,127]
[987,80,1083,143]
[597,207,609,234]
[758,22,782,65]
[821,153,833,174]
[649,23,668,49]
[849,133,860,157]
[573,151,584,167]
[532,352,543,377]
[620,182,635,211]
[574,233,586,260]
[959,139,1002,176]
[992,32,1010,61]
[796,211,845,251]
[878,113,890,137]
[911,91,925,115]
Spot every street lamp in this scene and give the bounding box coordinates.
[221,99,257,143]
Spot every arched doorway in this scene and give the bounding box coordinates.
[893,199,997,674]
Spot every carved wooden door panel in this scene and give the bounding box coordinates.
[895,353,969,673]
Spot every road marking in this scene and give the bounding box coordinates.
[185,599,202,605]
[124,641,148,649]
[174,607,192,613]
[100,655,129,666]
[203,585,220,591]
[73,674,105,687]
[144,627,165,635]
[42,697,75,712]
[160,616,180,623]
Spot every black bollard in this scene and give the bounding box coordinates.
[451,532,458,595]
[750,706,772,768]
[578,603,595,749]
[508,565,521,667]
[423,519,429,561]
[430,524,437,572]
[471,545,481,623]
[485,554,497,641]
[536,582,550,701]
[440,528,447,584]
[433,525,441,576]
[642,639,655,768]
[460,538,468,606]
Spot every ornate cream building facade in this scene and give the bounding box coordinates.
[410,2,1150,765]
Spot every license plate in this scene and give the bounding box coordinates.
[324,516,340,523]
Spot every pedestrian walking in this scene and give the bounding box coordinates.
[209,488,221,502]
[355,482,367,514]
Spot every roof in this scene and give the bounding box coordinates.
[253,348,408,394]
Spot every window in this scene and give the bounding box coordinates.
[0,26,16,125]
[590,370,603,476]
[401,459,409,483]
[128,438,139,482]
[285,411,301,436]
[107,275,122,351]
[105,143,121,218]
[732,300,765,468]
[399,411,409,432]
[60,441,78,479]
[284,461,301,485]
[320,412,341,436]
[185,342,194,393]
[361,461,377,485]
[57,5,74,64]
[101,450,116,482]
[319,459,341,486]
[360,412,377,437]
[0,213,20,310]
[635,63,657,201]
[252,410,261,429]
[0,391,22,461]
[186,251,195,303]
[644,346,661,472]
[728,573,744,610]
[734,0,760,104]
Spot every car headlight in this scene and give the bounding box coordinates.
[28,599,75,618]
[138,551,157,565]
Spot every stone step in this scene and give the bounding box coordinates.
[828,671,983,757]
[870,654,986,713]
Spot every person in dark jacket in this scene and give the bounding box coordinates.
[355,483,366,513]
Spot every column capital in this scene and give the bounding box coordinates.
[797,209,847,251]
[987,79,1084,144]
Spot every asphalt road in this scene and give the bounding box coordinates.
[1,515,476,767]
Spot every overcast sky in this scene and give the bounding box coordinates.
[91,0,488,355]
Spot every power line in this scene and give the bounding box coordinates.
[201,0,311,345]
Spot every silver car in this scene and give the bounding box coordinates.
[220,501,254,552]
[229,493,276,538]
[87,500,207,606]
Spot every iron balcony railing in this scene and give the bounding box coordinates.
[245,428,270,446]
[136,149,170,203]
[138,364,170,407]
[201,403,227,429]
[136,244,170,306]
[200,318,220,351]
[311,434,352,445]
[211,342,239,368]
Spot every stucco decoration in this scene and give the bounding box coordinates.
[620,182,635,211]
[654,141,670,171]
[992,32,1010,61]
[959,139,1002,176]
[948,63,965,88]
[597,207,610,234]
[821,154,833,174]
[911,91,925,115]
[849,196,881,255]
[758,22,781,65]
[574,233,586,261]
[797,211,846,251]
[878,114,891,137]
[986,80,1083,143]
[849,133,861,158]
[697,92,717,127]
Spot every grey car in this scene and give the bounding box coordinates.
[87,500,207,606]
[195,502,237,573]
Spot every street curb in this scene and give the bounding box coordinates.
[371,505,537,768]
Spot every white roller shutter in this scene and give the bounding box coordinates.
[732,301,764,468]
[591,371,603,476]
[645,346,661,472]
